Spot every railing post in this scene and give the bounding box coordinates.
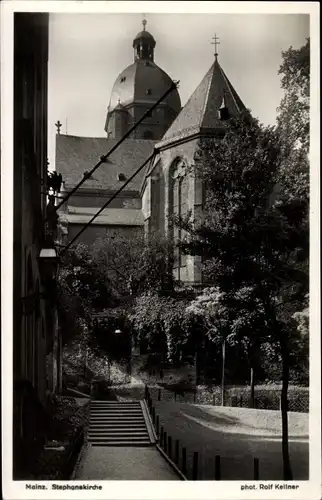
[168,436,172,459]
[156,415,160,436]
[194,390,196,404]
[215,455,221,480]
[158,388,161,401]
[160,425,164,445]
[182,447,187,476]
[152,407,156,424]
[175,439,179,464]
[192,451,198,480]
[254,458,259,480]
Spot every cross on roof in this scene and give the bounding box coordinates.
[142,18,147,31]
[211,34,220,59]
[55,120,62,134]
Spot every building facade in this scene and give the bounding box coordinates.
[13,13,61,478]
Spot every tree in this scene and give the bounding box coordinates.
[276,39,310,478]
[130,289,197,364]
[56,242,114,346]
[277,38,309,153]
[57,233,175,357]
[176,110,308,479]
[186,287,229,404]
[91,232,174,299]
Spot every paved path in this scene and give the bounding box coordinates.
[153,402,309,480]
[74,445,179,480]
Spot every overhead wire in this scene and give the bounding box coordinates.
[60,150,157,253]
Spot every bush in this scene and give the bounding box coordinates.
[225,385,309,412]
[195,385,222,405]
[29,396,90,480]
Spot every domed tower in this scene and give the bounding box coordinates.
[104,20,181,140]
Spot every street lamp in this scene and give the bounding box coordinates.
[38,247,59,283]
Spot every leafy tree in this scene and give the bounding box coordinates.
[186,287,229,403]
[277,38,310,153]
[56,243,114,345]
[130,289,197,364]
[91,232,175,298]
[176,109,308,479]
[57,233,175,355]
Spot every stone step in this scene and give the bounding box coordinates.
[89,420,146,424]
[89,440,152,447]
[91,408,142,411]
[88,427,148,433]
[88,431,149,437]
[90,403,140,406]
[90,415,145,418]
[90,416,145,421]
[90,408,143,412]
[90,404,142,408]
[89,422,146,426]
[88,436,151,443]
[89,426,147,430]
[91,400,138,403]
[90,413,143,417]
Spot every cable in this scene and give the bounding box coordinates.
[55,80,179,213]
[61,151,157,253]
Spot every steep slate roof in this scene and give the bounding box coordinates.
[156,57,246,149]
[56,135,155,192]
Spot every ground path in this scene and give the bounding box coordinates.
[74,445,179,480]
[153,402,309,480]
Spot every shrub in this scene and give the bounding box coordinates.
[225,385,309,412]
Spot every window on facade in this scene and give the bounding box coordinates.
[143,130,154,139]
[170,161,188,271]
[120,76,126,82]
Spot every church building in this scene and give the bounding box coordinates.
[56,22,246,283]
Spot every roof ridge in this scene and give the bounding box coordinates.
[218,63,241,113]
[200,62,215,128]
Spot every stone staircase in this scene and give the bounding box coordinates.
[88,401,153,446]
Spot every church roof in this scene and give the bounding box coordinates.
[56,134,155,193]
[156,57,246,149]
[133,29,156,45]
[108,59,181,115]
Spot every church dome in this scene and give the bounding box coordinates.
[105,20,181,140]
[133,30,156,45]
[108,59,181,115]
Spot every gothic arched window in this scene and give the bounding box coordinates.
[170,160,188,274]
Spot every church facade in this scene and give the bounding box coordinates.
[57,22,246,283]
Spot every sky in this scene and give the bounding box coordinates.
[48,12,309,168]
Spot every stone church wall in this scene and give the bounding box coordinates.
[146,138,203,283]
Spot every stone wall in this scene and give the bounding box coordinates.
[144,137,203,283]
